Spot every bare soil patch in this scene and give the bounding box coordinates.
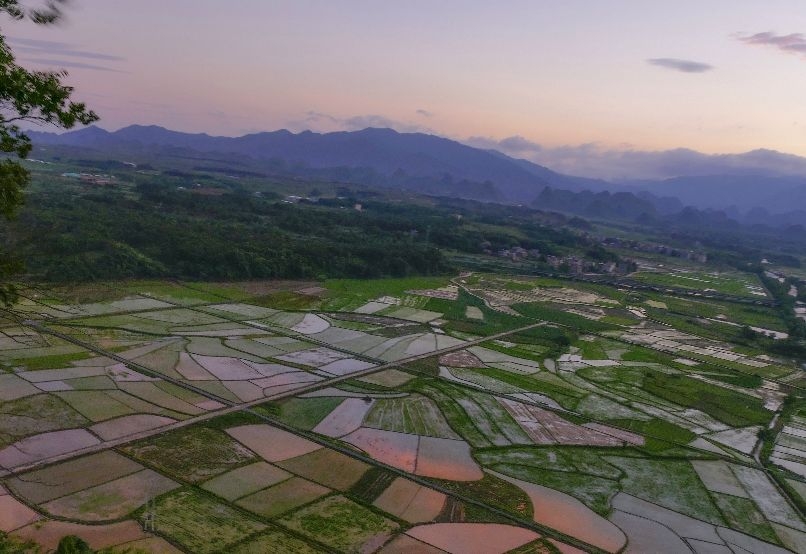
[89,414,177,441]
[0,495,41,532]
[236,476,330,518]
[493,471,625,552]
[344,427,418,473]
[7,451,141,504]
[42,469,179,521]
[227,424,322,462]
[277,447,370,491]
[312,398,374,438]
[201,461,292,501]
[406,523,539,554]
[373,477,446,523]
[0,428,101,469]
[416,437,483,481]
[13,520,146,552]
[439,350,485,368]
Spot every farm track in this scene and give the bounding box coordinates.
[1,308,610,553]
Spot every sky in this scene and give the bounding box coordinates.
[4,0,806,179]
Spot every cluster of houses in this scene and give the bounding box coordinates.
[483,242,634,275]
[600,236,707,263]
[545,255,635,275]
[61,172,116,186]
[486,245,541,261]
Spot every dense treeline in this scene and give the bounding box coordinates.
[9,178,594,283]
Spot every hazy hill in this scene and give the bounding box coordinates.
[32,125,588,202]
[29,125,806,223]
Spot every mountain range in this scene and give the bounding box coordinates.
[28,125,806,223]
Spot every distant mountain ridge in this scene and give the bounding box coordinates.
[28,125,806,222]
[29,125,611,202]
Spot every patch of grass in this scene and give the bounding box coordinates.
[512,303,618,333]
[270,397,344,430]
[0,394,88,447]
[203,410,265,431]
[606,418,696,453]
[573,339,609,360]
[642,371,772,427]
[482,326,573,361]
[277,448,370,491]
[413,381,491,447]
[144,488,266,554]
[476,446,624,480]
[433,472,533,520]
[705,372,763,389]
[230,528,326,554]
[416,380,532,446]
[488,463,619,515]
[403,357,440,376]
[277,495,399,552]
[123,280,227,304]
[507,538,563,554]
[322,276,450,311]
[9,350,92,370]
[471,367,586,410]
[649,294,786,331]
[347,467,397,504]
[0,532,40,554]
[620,347,669,364]
[712,492,779,544]
[365,394,458,438]
[55,391,135,422]
[429,289,525,337]
[632,270,765,298]
[607,457,724,524]
[121,425,255,482]
[251,291,321,311]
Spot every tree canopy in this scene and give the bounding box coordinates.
[1,0,98,305]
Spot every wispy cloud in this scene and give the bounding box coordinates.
[289,111,433,134]
[9,37,125,61]
[19,57,124,72]
[464,135,806,180]
[737,32,806,57]
[415,109,434,118]
[8,36,125,72]
[646,58,714,73]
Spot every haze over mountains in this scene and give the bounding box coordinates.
[30,125,806,226]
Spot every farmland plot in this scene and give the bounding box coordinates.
[373,477,447,522]
[226,424,322,462]
[42,469,179,521]
[237,477,331,518]
[499,398,622,446]
[405,523,540,554]
[148,488,266,554]
[123,426,256,482]
[6,451,142,504]
[277,448,370,490]
[365,394,460,439]
[492,470,626,553]
[278,495,399,553]
[312,398,374,438]
[201,461,292,501]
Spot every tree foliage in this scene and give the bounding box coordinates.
[0,1,98,305]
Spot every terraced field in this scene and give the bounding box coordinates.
[1,274,804,553]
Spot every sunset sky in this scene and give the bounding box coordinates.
[5,0,806,177]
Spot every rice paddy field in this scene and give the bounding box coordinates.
[1,273,805,553]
